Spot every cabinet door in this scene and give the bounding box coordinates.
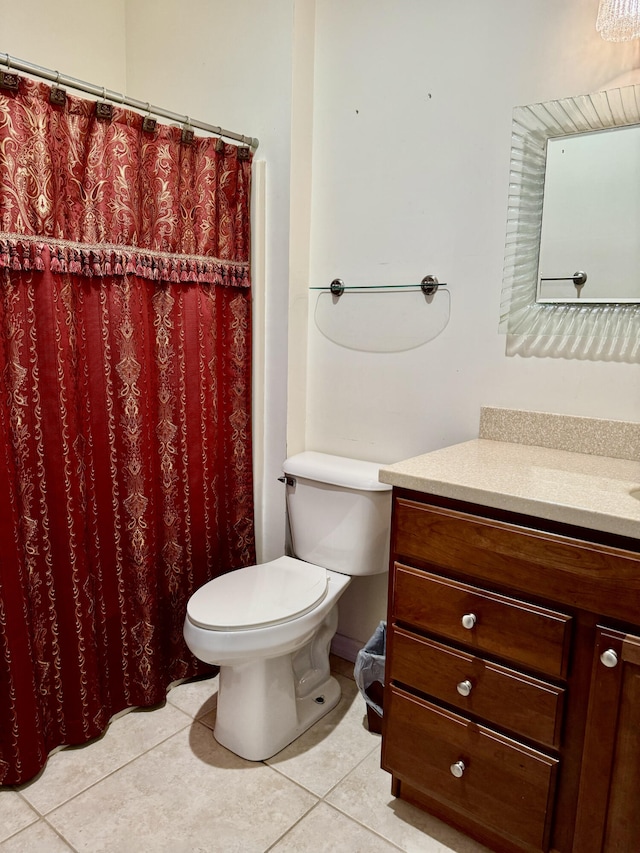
[573,626,640,852]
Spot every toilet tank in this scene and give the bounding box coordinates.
[282,451,392,576]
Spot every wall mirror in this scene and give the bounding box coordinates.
[500,84,640,340]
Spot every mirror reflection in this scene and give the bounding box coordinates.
[537,125,640,303]
[499,83,640,346]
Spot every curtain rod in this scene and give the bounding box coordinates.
[0,52,259,151]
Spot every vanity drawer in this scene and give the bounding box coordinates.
[383,686,558,852]
[393,497,640,626]
[389,627,565,748]
[392,564,572,678]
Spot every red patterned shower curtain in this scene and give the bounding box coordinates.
[0,79,255,785]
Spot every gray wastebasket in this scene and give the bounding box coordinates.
[354,621,386,734]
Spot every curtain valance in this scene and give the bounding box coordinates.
[0,238,250,286]
[0,78,252,285]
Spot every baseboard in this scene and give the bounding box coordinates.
[331,633,362,663]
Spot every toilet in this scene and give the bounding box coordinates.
[183,451,392,761]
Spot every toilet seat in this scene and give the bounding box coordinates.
[186,556,329,631]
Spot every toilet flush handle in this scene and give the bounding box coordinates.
[277,475,296,487]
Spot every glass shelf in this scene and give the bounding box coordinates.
[309,283,450,291]
[311,286,451,353]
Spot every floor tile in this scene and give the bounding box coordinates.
[2,655,495,853]
[19,701,192,815]
[270,802,402,852]
[266,675,381,796]
[327,750,491,853]
[47,720,317,853]
[0,820,74,852]
[166,672,218,723]
[0,791,38,843]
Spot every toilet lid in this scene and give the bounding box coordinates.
[186,556,329,630]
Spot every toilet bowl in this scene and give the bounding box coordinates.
[184,556,351,760]
[183,452,392,761]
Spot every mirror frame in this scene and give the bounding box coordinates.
[500,84,640,340]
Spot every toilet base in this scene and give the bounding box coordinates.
[214,666,341,761]
[212,608,342,761]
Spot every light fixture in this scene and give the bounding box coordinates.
[597,0,640,41]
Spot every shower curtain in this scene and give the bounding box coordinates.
[0,78,255,786]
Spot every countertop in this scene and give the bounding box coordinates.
[379,438,640,541]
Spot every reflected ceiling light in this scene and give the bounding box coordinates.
[597,0,640,41]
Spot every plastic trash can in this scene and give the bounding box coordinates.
[354,621,386,734]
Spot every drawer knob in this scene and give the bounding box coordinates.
[600,648,618,668]
[456,679,473,697]
[450,760,466,778]
[461,613,477,630]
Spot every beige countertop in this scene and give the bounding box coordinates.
[379,439,640,541]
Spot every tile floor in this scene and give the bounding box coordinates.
[0,656,489,852]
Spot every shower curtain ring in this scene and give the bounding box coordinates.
[142,102,157,133]
[95,86,113,120]
[238,135,251,160]
[1,55,19,91]
[50,70,67,105]
[182,115,194,144]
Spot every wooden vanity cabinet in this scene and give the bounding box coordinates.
[573,627,640,852]
[381,489,640,853]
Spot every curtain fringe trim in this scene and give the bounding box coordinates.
[0,236,250,287]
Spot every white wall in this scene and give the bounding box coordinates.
[305,0,640,650]
[0,0,127,88]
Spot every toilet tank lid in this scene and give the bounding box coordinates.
[283,451,392,492]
